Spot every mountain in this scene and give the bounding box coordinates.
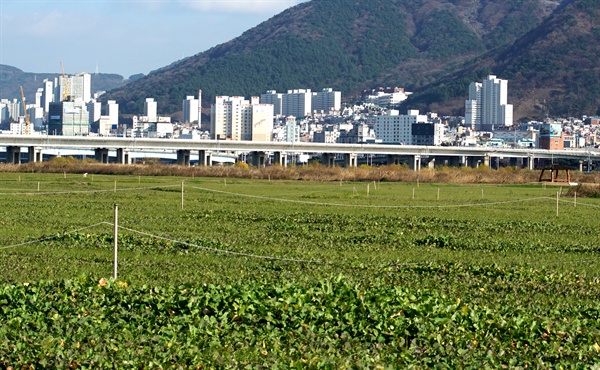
[0,65,128,103]
[410,0,600,119]
[103,0,561,116]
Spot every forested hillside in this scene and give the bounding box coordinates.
[103,0,560,117]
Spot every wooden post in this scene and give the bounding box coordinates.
[113,204,118,279]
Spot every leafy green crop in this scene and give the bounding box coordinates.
[1,174,600,366]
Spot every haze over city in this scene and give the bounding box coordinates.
[0,0,308,77]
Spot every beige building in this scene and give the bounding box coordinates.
[211,96,273,141]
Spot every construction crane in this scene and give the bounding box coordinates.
[60,61,71,101]
[19,86,33,135]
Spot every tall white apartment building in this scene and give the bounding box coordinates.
[144,98,157,121]
[56,72,91,103]
[40,79,54,113]
[182,94,200,123]
[106,100,119,127]
[312,88,341,113]
[284,116,300,143]
[374,109,427,144]
[211,96,274,141]
[282,89,312,118]
[87,100,102,125]
[465,75,513,130]
[260,90,283,116]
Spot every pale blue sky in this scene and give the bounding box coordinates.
[0,0,308,78]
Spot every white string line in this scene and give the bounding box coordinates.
[557,198,600,209]
[187,185,553,209]
[117,225,321,264]
[0,222,112,251]
[0,184,181,196]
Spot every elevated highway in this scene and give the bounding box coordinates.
[0,135,598,170]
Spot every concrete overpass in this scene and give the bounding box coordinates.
[0,135,598,170]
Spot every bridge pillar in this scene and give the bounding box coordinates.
[273,151,287,167]
[6,146,21,164]
[28,146,43,163]
[484,155,491,168]
[251,151,267,167]
[321,153,336,167]
[116,148,130,164]
[525,156,535,170]
[344,153,357,167]
[410,155,421,171]
[199,150,212,166]
[387,155,402,166]
[177,150,191,166]
[94,148,110,164]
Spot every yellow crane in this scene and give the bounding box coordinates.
[19,86,33,135]
[60,61,71,101]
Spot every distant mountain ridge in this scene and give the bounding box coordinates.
[104,0,566,118]
[0,65,127,104]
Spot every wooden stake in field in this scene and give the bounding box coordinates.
[138,175,141,184]
[181,181,185,210]
[367,183,370,197]
[481,189,484,200]
[63,171,66,179]
[113,204,119,280]
[114,180,117,193]
[437,188,440,201]
[412,187,415,200]
[373,181,377,190]
[37,182,40,192]
[556,192,559,217]
[574,191,577,208]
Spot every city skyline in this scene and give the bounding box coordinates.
[0,0,308,78]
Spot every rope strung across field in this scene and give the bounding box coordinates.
[0,222,109,251]
[117,225,321,264]
[0,184,181,196]
[188,185,554,209]
[558,198,600,209]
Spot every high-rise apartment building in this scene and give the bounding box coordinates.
[144,98,157,121]
[210,96,273,141]
[182,93,201,123]
[56,72,91,103]
[260,90,283,116]
[374,109,428,144]
[282,89,312,118]
[312,88,341,113]
[465,75,513,130]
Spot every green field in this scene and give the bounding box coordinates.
[1,172,600,368]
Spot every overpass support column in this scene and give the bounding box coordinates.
[6,146,21,164]
[387,155,401,166]
[525,156,535,170]
[95,148,110,164]
[251,151,267,167]
[199,150,212,166]
[410,155,422,171]
[273,152,287,167]
[459,156,467,167]
[321,153,336,167]
[28,146,43,163]
[177,150,191,166]
[116,148,130,164]
[344,153,357,168]
[484,155,491,168]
